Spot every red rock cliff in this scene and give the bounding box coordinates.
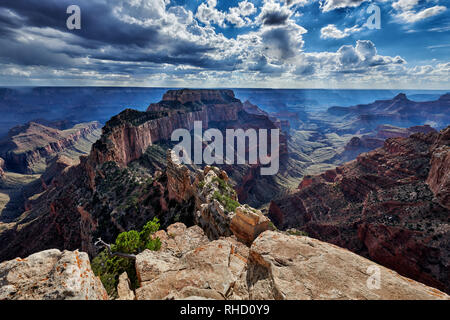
[269,127,450,293]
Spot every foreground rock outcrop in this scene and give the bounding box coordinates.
[270,127,450,293]
[1,223,447,300]
[134,223,448,300]
[0,249,108,300]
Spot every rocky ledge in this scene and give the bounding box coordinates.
[269,127,450,293]
[3,223,447,300]
[0,249,108,300]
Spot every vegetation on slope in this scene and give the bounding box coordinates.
[92,217,162,297]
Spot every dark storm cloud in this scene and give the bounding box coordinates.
[0,39,76,67]
[0,0,162,47]
[0,0,233,72]
[262,27,296,60]
[260,10,290,26]
[91,49,240,71]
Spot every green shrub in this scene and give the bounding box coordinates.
[92,217,162,297]
[287,229,308,237]
[212,176,229,191]
[213,191,240,213]
[268,221,278,231]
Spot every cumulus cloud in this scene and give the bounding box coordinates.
[320,24,363,39]
[392,0,447,23]
[291,40,407,80]
[396,6,447,23]
[256,0,293,26]
[195,0,226,27]
[0,0,447,88]
[226,1,257,27]
[195,0,257,28]
[392,0,419,12]
[320,0,369,12]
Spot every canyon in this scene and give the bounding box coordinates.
[269,127,450,293]
[325,93,450,134]
[0,120,101,174]
[0,89,448,299]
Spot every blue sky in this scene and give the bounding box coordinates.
[0,0,448,89]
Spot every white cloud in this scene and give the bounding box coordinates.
[392,0,447,24]
[392,0,419,12]
[226,1,257,27]
[237,0,257,16]
[256,0,293,25]
[320,24,362,39]
[195,0,257,28]
[0,0,448,89]
[321,24,347,39]
[195,0,226,27]
[396,5,447,23]
[320,0,369,12]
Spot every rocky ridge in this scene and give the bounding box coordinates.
[0,89,284,262]
[326,93,450,133]
[269,127,450,293]
[340,124,437,162]
[0,121,101,174]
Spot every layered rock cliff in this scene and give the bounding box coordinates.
[0,89,284,262]
[89,89,243,168]
[339,125,437,162]
[426,127,450,210]
[0,157,4,178]
[269,127,450,293]
[327,93,450,133]
[0,121,101,174]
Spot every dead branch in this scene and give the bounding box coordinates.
[95,238,137,260]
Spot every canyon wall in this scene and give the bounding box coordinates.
[0,121,100,174]
[269,127,450,293]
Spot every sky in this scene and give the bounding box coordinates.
[0,0,448,89]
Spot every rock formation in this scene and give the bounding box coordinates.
[269,127,450,293]
[0,249,108,300]
[0,157,4,178]
[134,223,448,300]
[230,206,270,246]
[0,89,448,301]
[0,121,101,174]
[340,125,437,161]
[426,127,450,209]
[327,93,450,133]
[0,90,278,261]
[1,223,447,300]
[116,272,135,300]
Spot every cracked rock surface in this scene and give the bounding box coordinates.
[134,223,449,300]
[0,249,108,300]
